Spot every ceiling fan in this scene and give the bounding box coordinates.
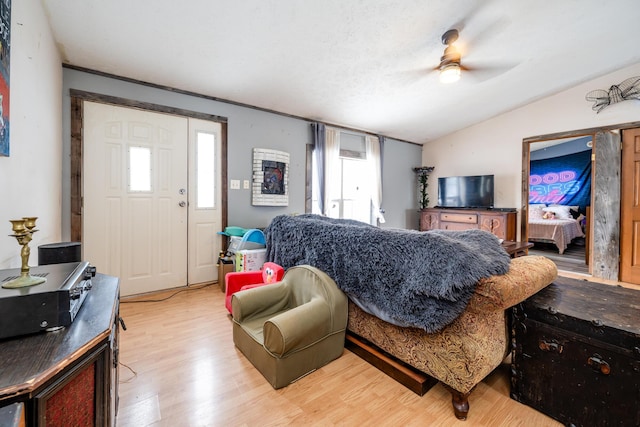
[435,26,516,84]
[437,29,464,83]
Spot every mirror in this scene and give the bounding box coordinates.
[522,134,594,275]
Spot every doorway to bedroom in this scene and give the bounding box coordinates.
[524,125,640,286]
[526,136,592,275]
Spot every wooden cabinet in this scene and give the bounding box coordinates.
[420,208,517,241]
[0,274,120,426]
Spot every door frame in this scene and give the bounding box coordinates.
[69,89,228,258]
[521,120,640,282]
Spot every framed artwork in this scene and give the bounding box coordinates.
[252,148,289,206]
[0,0,10,157]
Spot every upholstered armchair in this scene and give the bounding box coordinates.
[225,262,285,314]
[231,265,348,389]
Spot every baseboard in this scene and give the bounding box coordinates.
[345,332,438,396]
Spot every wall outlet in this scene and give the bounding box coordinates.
[243,180,250,189]
[230,179,240,190]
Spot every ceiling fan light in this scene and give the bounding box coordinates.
[439,63,461,84]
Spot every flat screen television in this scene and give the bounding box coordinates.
[437,175,495,209]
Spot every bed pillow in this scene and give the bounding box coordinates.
[529,204,546,220]
[543,205,572,219]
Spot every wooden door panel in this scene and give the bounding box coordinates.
[620,128,640,284]
[84,101,188,296]
[187,118,222,285]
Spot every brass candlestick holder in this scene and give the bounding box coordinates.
[2,217,47,289]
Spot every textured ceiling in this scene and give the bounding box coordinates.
[42,0,640,144]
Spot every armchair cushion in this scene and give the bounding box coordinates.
[264,298,333,357]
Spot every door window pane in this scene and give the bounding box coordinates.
[197,132,215,208]
[129,146,152,192]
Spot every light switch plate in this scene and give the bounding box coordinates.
[230,179,240,190]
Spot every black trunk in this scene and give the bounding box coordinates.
[510,276,640,427]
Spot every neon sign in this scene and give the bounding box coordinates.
[529,170,580,204]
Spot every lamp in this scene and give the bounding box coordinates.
[439,63,461,84]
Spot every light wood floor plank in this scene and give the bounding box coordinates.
[116,284,561,426]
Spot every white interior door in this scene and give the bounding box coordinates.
[187,118,222,284]
[83,102,189,296]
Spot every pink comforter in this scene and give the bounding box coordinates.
[529,218,584,254]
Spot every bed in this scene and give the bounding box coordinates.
[528,204,585,254]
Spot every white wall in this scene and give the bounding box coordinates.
[423,62,640,218]
[0,2,62,268]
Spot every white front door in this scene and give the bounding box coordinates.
[187,118,223,285]
[83,102,192,296]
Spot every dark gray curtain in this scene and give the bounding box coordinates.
[378,135,385,216]
[311,122,326,214]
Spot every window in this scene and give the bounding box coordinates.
[196,131,216,208]
[326,154,372,223]
[128,146,152,192]
[312,129,382,225]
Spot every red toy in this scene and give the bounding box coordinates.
[224,262,285,314]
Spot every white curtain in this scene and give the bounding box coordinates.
[366,135,385,224]
[323,127,341,217]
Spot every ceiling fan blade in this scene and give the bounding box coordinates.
[459,62,518,82]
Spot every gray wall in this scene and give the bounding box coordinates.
[382,139,422,229]
[61,68,422,237]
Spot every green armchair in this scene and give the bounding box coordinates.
[231,265,348,389]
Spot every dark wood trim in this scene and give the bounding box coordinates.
[69,89,228,123]
[64,65,422,147]
[70,97,83,242]
[344,332,437,396]
[523,122,640,143]
[69,92,230,242]
[520,137,530,242]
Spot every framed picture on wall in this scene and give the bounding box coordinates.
[0,0,10,157]
[252,148,289,206]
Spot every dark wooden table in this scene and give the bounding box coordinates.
[0,273,119,426]
[502,241,534,258]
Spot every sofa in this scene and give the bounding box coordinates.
[347,254,556,419]
[264,214,558,420]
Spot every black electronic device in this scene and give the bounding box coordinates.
[0,261,96,340]
[437,174,495,209]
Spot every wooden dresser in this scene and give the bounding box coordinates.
[0,274,120,426]
[420,207,517,241]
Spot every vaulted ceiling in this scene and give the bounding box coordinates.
[42,0,640,144]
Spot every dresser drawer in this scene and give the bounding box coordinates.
[440,213,477,224]
[440,221,478,231]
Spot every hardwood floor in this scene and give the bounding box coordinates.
[116,283,561,426]
[528,238,589,275]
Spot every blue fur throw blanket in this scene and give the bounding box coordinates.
[264,214,511,332]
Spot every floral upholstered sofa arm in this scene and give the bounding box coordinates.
[467,255,558,314]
